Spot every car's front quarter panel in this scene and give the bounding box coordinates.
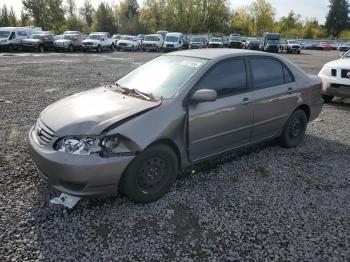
[105,100,189,169]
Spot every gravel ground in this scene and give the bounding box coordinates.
[1,50,350,261]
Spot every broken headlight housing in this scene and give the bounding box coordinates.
[55,136,120,156]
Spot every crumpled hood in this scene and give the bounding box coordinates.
[22,39,41,44]
[55,39,72,44]
[39,87,161,136]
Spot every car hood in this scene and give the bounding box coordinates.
[143,40,158,44]
[82,39,99,43]
[22,39,41,44]
[118,40,132,44]
[55,39,72,44]
[209,42,223,45]
[39,87,161,136]
[324,59,350,68]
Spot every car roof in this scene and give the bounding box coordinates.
[168,49,271,60]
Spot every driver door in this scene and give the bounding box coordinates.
[188,58,254,162]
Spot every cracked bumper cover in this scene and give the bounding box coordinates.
[28,126,134,197]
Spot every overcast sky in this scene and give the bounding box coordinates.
[0,0,329,24]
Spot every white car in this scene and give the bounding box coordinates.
[163,32,184,52]
[117,35,139,51]
[0,26,42,51]
[82,32,114,53]
[318,51,350,102]
[141,34,163,52]
[208,37,224,48]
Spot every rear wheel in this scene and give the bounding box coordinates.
[280,109,308,148]
[68,45,74,52]
[120,144,178,203]
[8,44,14,52]
[322,95,334,103]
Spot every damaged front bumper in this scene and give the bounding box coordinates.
[28,125,135,197]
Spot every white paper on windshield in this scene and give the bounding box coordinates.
[180,60,203,68]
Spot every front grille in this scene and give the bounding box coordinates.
[341,69,350,79]
[119,43,127,47]
[292,45,299,49]
[210,44,221,48]
[83,42,93,46]
[331,69,337,77]
[166,44,174,48]
[34,119,55,145]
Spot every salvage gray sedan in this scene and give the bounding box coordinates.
[29,49,323,203]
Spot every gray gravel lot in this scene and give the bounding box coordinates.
[1,50,350,261]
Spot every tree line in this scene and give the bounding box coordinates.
[0,0,349,39]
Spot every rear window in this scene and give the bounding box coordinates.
[250,58,287,89]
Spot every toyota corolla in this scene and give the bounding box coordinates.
[29,49,323,203]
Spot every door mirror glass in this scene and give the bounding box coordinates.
[191,89,217,103]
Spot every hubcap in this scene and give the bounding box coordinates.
[289,118,302,138]
[137,157,168,193]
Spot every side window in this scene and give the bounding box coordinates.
[283,66,294,83]
[250,58,284,89]
[198,59,247,97]
[9,32,16,40]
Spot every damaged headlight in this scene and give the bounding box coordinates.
[55,136,120,156]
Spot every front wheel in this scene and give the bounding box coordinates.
[322,95,334,103]
[38,45,44,53]
[68,45,74,52]
[97,45,102,53]
[120,144,178,203]
[280,109,308,148]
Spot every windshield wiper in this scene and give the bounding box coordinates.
[109,83,157,102]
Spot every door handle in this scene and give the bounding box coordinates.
[241,98,253,105]
[287,87,293,94]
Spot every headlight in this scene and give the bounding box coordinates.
[319,67,332,77]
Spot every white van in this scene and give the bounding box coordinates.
[0,27,42,51]
[163,32,184,52]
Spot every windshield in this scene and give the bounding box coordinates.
[191,38,202,42]
[64,34,78,40]
[211,38,222,42]
[230,36,240,41]
[88,35,101,40]
[144,35,159,41]
[165,36,178,42]
[343,51,350,58]
[121,36,134,41]
[0,31,10,39]
[116,56,208,99]
[31,35,44,40]
[288,41,298,44]
[267,40,279,44]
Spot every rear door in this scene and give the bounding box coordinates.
[188,58,254,161]
[248,56,298,141]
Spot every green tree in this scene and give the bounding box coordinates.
[79,0,94,27]
[325,0,349,37]
[277,10,302,38]
[20,10,31,26]
[139,0,166,33]
[8,7,18,26]
[249,0,276,36]
[65,0,76,16]
[92,3,116,34]
[23,0,65,31]
[0,5,10,26]
[116,0,140,34]
[64,15,90,33]
[231,7,252,35]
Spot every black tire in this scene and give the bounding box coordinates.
[38,45,44,53]
[97,45,101,53]
[120,144,178,203]
[8,44,14,52]
[322,95,334,103]
[68,45,74,52]
[280,109,308,148]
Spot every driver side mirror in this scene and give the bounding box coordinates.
[191,89,217,103]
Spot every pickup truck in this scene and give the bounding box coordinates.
[281,40,301,54]
[54,32,83,52]
[21,32,55,52]
[82,32,114,53]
